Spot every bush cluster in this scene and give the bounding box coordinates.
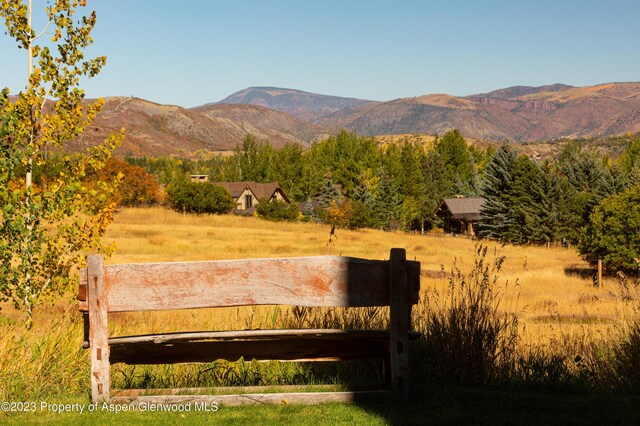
[166,180,234,214]
[255,199,299,221]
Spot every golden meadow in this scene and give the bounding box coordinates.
[1,207,637,400]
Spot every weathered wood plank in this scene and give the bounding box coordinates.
[113,384,343,397]
[82,329,421,349]
[107,328,390,345]
[78,256,420,312]
[110,390,389,406]
[110,337,389,364]
[407,261,421,304]
[87,255,111,403]
[102,256,395,312]
[78,267,88,311]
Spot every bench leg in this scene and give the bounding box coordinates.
[383,357,392,386]
[389,248,410,396]
[88,254,111,403]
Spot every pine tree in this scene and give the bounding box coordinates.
[478,144,518,240]
[507,156,555,244]
[555,143,615,244]
[372,171,402,230]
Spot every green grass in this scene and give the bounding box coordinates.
[3,386,640,425]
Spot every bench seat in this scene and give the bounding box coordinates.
[86,329,421,364]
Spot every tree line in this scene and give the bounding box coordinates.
[27,130,640,274]
[127,129,488,230]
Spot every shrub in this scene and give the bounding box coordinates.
[325,199,352,228]
[95,158,164,207]
[166,180,234,214]
[255,199,300,221]
[608,322,640,389]
[348,200,377,229]
[418,245,519,385]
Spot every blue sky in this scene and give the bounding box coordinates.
[1,0,639,107]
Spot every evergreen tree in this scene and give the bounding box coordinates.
[478,144,518,240]
[507,156,555,244]
[315,172,343,223]
[397,139,425,198]
[372,171,402,230]
[555,143,615,244]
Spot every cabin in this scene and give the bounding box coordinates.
[435,196,486,236]
[212,181,290,213]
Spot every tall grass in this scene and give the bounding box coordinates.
[414,244,519,385]
[0,314,87,401]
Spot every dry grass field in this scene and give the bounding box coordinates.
[96,207,625,349]
[1,207,636,402]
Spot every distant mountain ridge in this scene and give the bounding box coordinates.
[71,82,640,156]
[215,86,376,121]
[309,82,640,141]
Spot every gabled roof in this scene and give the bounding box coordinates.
[212,182,290,203]
[435,197,486,221]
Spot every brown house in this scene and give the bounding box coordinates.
[435,197,486,236]
[212,182,290,212]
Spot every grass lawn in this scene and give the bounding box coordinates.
[3,385,639,425]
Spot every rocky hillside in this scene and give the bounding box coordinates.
[72,97,326,156]
[324,82,640,141]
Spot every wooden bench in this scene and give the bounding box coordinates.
[78,248,420,405]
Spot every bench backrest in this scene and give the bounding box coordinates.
[79,250,420,313]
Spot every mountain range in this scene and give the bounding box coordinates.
[73,82,640,156]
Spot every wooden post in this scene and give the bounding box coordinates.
[87,254,110,403]
[389,248,409,396]
[597,259,603,289]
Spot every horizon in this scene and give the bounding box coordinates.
[1,0,639,108]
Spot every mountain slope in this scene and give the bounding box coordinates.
[72,97,326,156]
[323,82,640,141]
[192,103,328,145]
[215,86,376,121]
[72,82,640,157]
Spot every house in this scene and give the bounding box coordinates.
[435,196,486,236]
[212,181,290,213]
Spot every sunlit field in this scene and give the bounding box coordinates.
[1,207,634,405]
[99,207,622,349]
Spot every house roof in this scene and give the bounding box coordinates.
[435,197,486,221]
[212,182,290,203]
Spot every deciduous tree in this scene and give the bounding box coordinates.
[579,184,640,274]
[0,0,122,328]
